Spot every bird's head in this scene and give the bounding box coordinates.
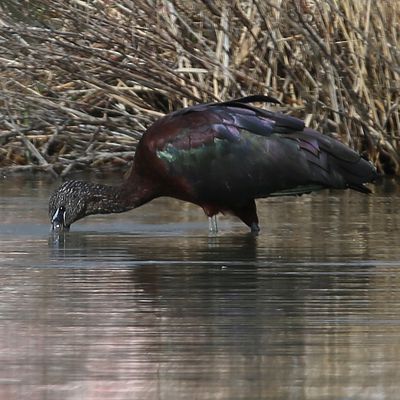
[49,180,89,231]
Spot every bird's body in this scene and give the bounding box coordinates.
[49,95,377,232]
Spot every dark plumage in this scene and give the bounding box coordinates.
[49,95,377,232]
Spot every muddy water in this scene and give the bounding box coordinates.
[0,174,399,400]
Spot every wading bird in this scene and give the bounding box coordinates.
[49,95,377,233]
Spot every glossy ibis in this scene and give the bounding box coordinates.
[49,95,377,233]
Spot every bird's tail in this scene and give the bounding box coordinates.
[331,154,377,194]
[299,128,378,193]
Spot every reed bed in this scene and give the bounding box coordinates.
[0,0,399,176]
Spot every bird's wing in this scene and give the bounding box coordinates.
[140,99,376,202]
[176,95,305,138]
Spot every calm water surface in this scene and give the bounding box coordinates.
[0,174,399,400]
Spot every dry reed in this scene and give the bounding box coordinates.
[0,0,399,176]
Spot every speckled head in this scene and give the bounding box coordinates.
[49,180,91,231]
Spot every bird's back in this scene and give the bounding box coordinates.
[133,96,377,207]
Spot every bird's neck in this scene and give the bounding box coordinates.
[84,176,156,217]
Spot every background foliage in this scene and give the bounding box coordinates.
[1,0,399,176]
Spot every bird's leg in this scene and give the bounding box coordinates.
[232,200,260,234]
[208,215,218,233]
[250,222,260,234]
[202,205,219,234]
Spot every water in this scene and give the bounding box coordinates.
[0,173,399,400]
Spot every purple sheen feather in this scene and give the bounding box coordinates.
[213,123,241,141]
[225,106,257,116]
[231,114,275,136]
[299,139,320,157]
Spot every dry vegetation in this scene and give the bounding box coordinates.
[0,0,399,176]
